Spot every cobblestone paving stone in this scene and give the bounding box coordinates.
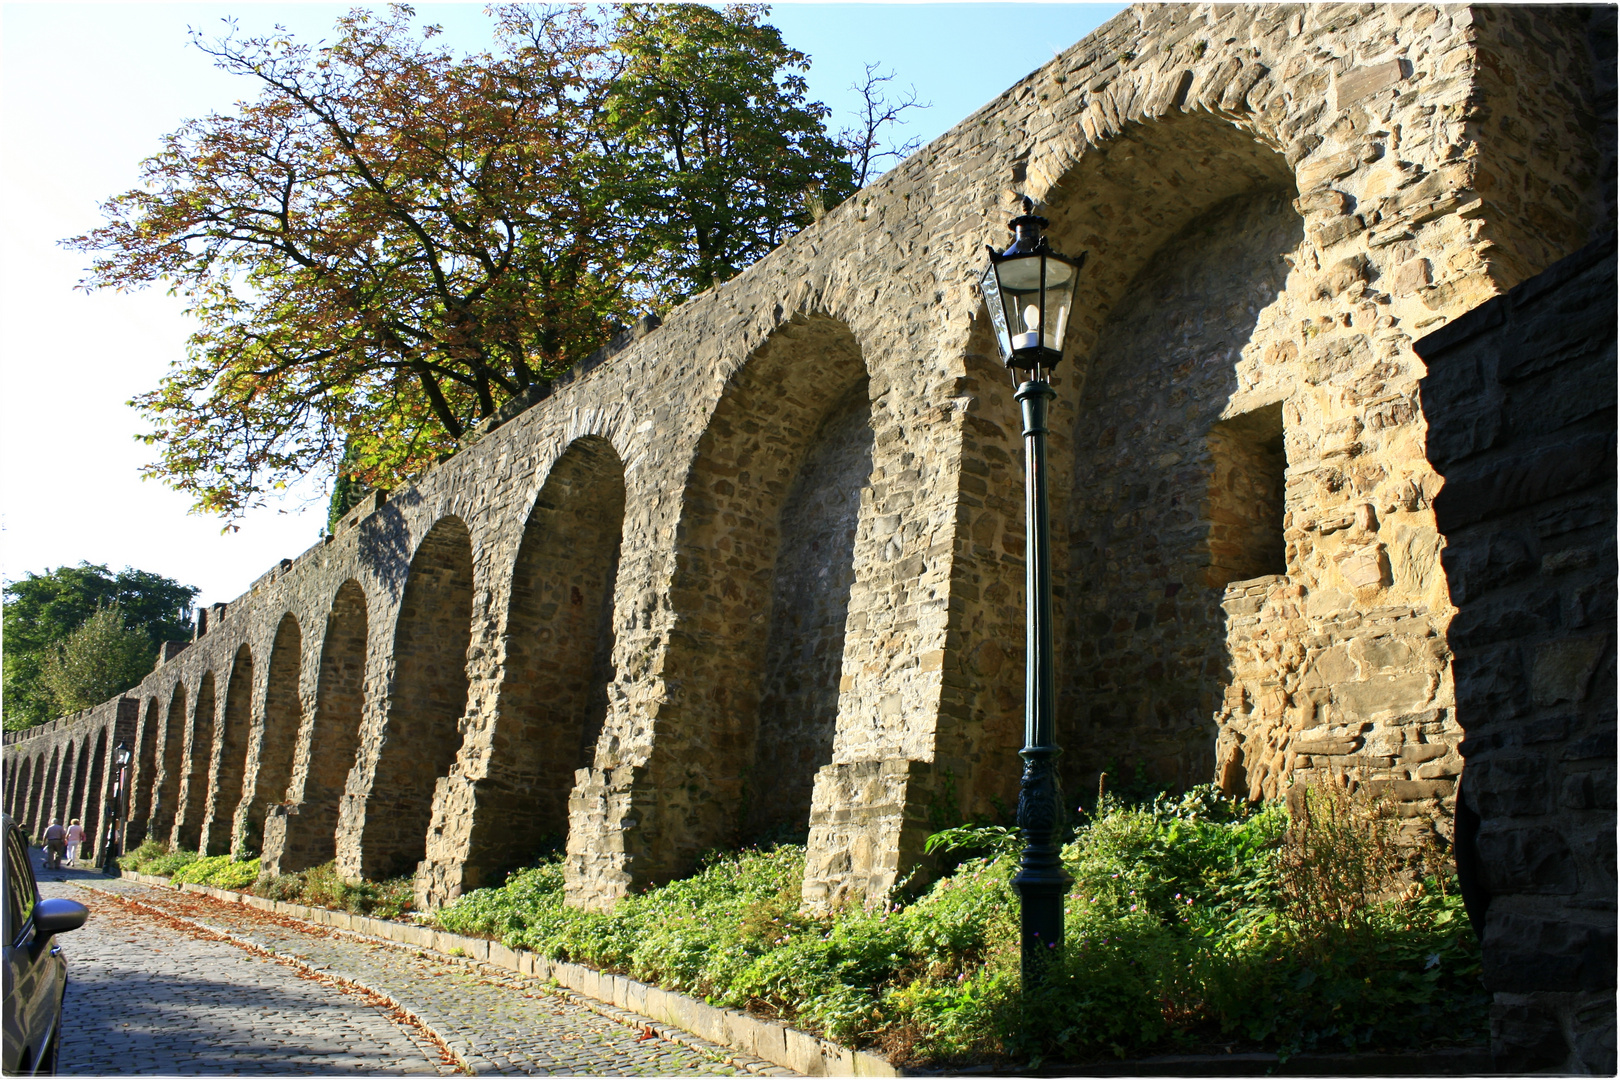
[37,866,447,1075]
[72,876,789,1077]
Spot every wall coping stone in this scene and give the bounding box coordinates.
[117,870,895,1077]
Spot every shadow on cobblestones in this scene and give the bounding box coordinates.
[56,877,781,1076]
[45,879,447,1076]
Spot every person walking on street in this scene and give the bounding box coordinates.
[65,819,85,866]
[43,819,66,870]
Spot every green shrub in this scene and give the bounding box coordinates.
[117,838,167,873]
[433,784,1485,1067]
[249,861,416,920]
[120,841,199,877]
[171,852,261,890]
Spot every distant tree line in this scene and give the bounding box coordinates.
[3,564,198,730]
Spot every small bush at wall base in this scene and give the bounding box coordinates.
[171,852,261,890]
[433,784,1486,1067]
[118,843,414,920]
[253,861,415,920]
[119,840,199,877]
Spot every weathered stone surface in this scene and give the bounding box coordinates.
[3,3,1610,972]
[1417,231,1617,1072]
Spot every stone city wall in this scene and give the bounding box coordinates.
[1418,236,1616,1074]
[4,6,1609,938]
[3,694,137,854]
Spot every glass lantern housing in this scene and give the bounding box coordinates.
[980,198,1085,375]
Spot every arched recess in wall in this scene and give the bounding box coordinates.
[29,752,49,834]
[154,685,187,841]
[362,516,475,880]
[207,645,254,855]
[68,739,91,830]
[53,742,72,827]
[657,313,874,869]
[129,696,162,842]
[469,436,627,887]
[13,758,30,825]
[175,673,217,850]
[1032,109,1300,795]
[281,581,368,872]
[83,728,108,850]
[243,615,302,853]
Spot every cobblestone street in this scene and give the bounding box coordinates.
[38,860,781,1076]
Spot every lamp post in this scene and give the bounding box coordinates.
[980,196,1084,985]
[101,741,132,875]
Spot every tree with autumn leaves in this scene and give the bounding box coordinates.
[71,5,920,521]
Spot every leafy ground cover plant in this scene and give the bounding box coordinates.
[170,852,260,890]
[256,861,416,921]
[117,842,414,919]
[433,783,1486,1067]
[119,839,199,877]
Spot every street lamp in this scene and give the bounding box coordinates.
[101,741,132,875]
[980,197,1084,985]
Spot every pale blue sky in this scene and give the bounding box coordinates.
[0,2,1124,606]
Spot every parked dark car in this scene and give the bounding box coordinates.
[2,814,87,1074]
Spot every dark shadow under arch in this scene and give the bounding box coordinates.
[363,516,475,880]
[282,581,369,871]
[155,685,187,842]
[83,728,108,853]
[175,673,216,850]
[244,615,303,854]
[129,697,162,843]
[650,312,873,875]
[208,645,254,855]
[26,753,47,835]
[469,436,627,888]
[945,109,1303,812]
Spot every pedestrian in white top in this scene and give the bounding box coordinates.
[65,819,85,866]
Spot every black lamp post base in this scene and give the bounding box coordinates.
[1013,743,1070,985]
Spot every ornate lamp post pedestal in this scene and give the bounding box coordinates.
[980,198,1085,986]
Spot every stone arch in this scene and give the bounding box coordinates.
[460,436,628,888]
[68,739,91,831]
[644,313,873,876]
[940,106,1306,821]
[154,684,187,842]
[1037,111,1299,794]
[174,672,217,850]
[26,753,46,835]
[241,614,302,853]
[13,758,31,826]
[52,742,72,829]
[40,746,61,831]
[205,645,254,854]
[280,581,368,872]
[362,515,475,879]
[82,728,108,854]
[129,696,162,843]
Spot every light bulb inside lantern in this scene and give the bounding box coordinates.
[1022,304,1041,332]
